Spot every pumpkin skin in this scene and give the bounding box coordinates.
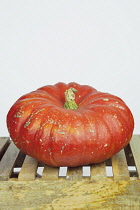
[7,82,134,167]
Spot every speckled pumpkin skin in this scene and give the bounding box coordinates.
[7,82,134,167]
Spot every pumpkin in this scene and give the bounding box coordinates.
[7,82,134,167]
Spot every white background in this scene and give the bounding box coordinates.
[0,1,140,136]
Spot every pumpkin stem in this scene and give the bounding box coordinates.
[64,87,78,110]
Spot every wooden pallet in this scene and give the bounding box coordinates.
[0,135,140,209]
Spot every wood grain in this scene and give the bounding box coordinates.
[90,161,106,180]
[18,155,38,181]
[0,179,140,209]
[112,149,130,180]
[42,165,59,180]
[66,166,83,180]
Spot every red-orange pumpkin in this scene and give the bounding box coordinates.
[7,82,134,167]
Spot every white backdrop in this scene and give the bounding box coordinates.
[0,1,140,136]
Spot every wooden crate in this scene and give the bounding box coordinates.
[0,135,140,209]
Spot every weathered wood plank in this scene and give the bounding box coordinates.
[90,161,106,180]
[0,141,20,181]
[0,137,10,149]
[66,166,83,180]
[42,165,59,180]
[130,135,140,179]
[0,137,10,156]
[18,155,38,181]
[0,179,140,209]
[112,149,130,180]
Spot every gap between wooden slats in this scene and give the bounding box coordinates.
[66,166,83,180]
[130,135,140,179]
[18,155,38,181]
[90,161,106,180]
[112,149,130,180]
[42,165,59,180]
[0,141,20,181]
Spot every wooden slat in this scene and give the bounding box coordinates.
[0,141,20,181]
[0,137,10,158]
[0,137,10,152]
[112,149,130,180]
[42,165,59,180]
[90,161,106,180]
[130,135,140,179]
[66,166,83,180]
[18,155,38,181]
